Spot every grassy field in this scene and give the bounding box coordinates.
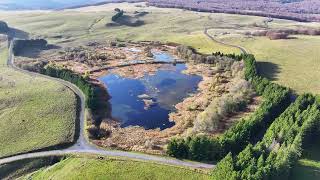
[0,42,77,158]
[218,34,320,94]
[23,156,210,180]
[0,2,264,54]
[0,3,319,94]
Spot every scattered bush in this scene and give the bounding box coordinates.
[193,79,253,133]
[266,31,289,40]
[248,28,320,39]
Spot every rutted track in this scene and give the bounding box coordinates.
[88,15,105,34]
[0,40,215,169]
[204,27,248,54]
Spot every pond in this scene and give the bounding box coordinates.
[99,53,202,130]
[152,51,176,62]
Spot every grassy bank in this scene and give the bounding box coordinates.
[220,35,320,94]
[0,156,63,179]
[0,43,77,158]
[23,156,210,180]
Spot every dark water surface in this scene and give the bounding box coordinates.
[99,53,202,130]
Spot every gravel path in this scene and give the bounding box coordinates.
[204,27,248,54]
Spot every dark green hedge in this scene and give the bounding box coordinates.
[167,54,291,162]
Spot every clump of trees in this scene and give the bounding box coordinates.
[266,31,289,40]
[176,45,236,65]
[212,94,320,179]
[167,54,291,162]
[247,28,320,40]
[112,8,124,22]
[18,60,48,73]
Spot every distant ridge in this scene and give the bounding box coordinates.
[147,0,320,22]
[0,0,145,11]
[63,0,144,10]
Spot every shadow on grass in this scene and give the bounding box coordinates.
[106,15,145,27]
[256,61,280,81]
[6,26,60,58]
[290,163,320,180]
[0,156,64,179]
[289,134,320,180]
[7,27,29,40]
[301,133,320,161]
[16,44,61,58]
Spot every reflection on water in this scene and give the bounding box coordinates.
[152,51,176,62]
[99,53,202,130]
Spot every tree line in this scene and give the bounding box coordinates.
[167,54,291,162]
[40,65,99,111]
[212,94,320,179]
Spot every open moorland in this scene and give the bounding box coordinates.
[0,2,319,94]
[0,1,320,179]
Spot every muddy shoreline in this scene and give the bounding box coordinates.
[91,60,259,154]
[15,40,260,155]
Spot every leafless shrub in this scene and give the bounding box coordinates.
[251,30,268,36]
[193,79,253,134]
[231,61,245,78]
[248,28,320,38]
[266,31,289,40]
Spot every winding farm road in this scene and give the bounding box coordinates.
[204,27,248,54]
[0,40,215,169]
